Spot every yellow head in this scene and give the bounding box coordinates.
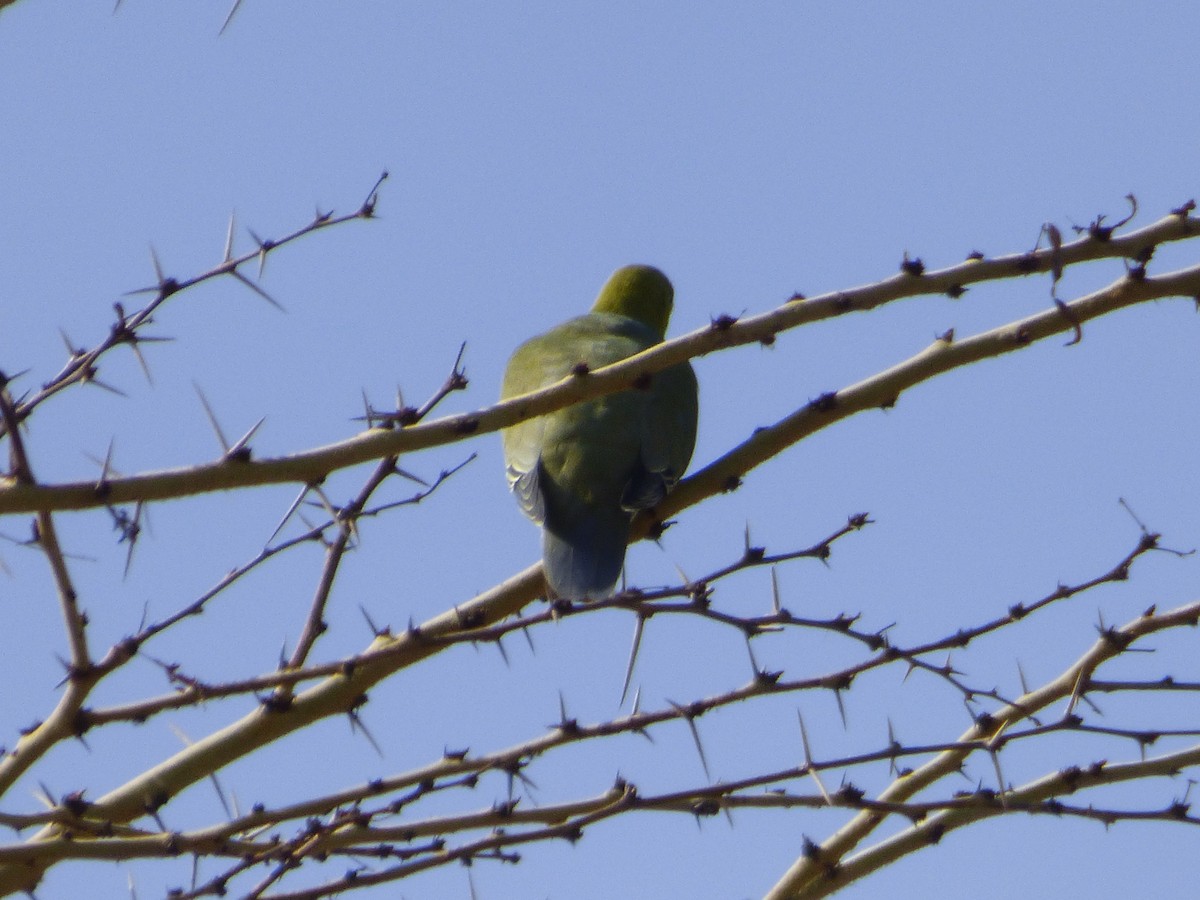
[591,265,674,338]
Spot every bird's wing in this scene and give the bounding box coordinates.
[635,361,699,497]
[507,458,546,524]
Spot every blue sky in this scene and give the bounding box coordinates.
[2,2,1199,898]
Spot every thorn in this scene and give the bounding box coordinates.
[391,464,430,487]
[218,0,243,35]
[348,709,384,758]
[1064,669,1087,718]
[312,485,358,544]
[1079,690,1104,717]
[743,633,761,677]
[128,340,154,386]
[267,485,312,544]
[309,484,340,522]
[360,389,376,428]
[228,788,242,821]
[87,376,128,397]
[149,244,165,285]
[58,327,81,358]
[225,416,266,460]
[668,700,710,781]
[207,770,233,820]
[1017,660,1030,695]
[121,283,161,298]
[770,567,781,614]
[246,227,270,279]
[231,269,285,311]
[99,439,116,484]
[797,712,832,806]
[34,781,56,810]
[987,748,1008,808]
[223,211,236,261]
[886,719,900,776]
[359,605,385,637]
[670,558,690,587]
[194,384,230,454]
[620,614,645,707]
[121,502,143,579]
[833,688,848,729]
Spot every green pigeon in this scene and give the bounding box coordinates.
[501,265,698,600]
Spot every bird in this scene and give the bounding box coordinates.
[501,264,698,600]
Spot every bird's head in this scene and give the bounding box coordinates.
[591,265,674,339]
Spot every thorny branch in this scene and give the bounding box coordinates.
[0,171,387,444]
[1,591,1193,898]
[0,194,1198,898]
[3,203,1200,515]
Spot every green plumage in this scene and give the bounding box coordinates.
[501,265,698,600]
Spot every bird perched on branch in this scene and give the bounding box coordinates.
[501,265,699,600]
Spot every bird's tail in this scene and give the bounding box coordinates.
[541,506,630,601]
